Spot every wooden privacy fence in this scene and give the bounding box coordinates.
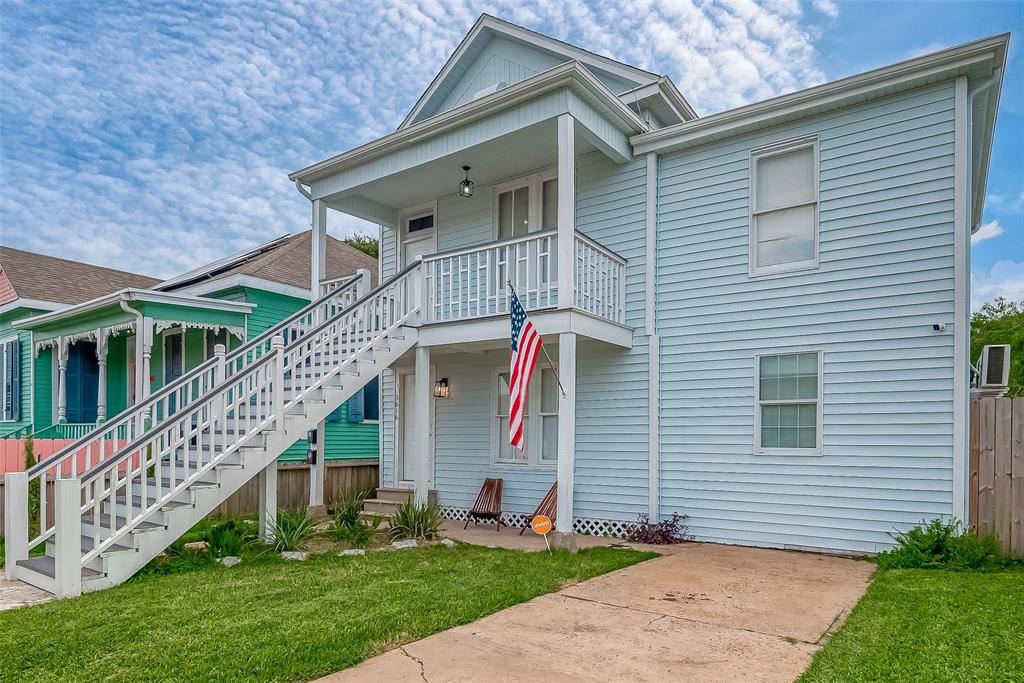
[0,460,378,532]
[970,396,1024,556]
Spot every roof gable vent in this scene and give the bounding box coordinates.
[978,344,1011,388]
[472,81,508,101]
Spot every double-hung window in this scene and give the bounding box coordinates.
[750,137,818,276]
[494,170,558,240]
[0,337,20,422]
[756,351,822,455]
[493,366,559,466]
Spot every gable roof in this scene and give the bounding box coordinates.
[399,13,664,130]
[0,245,160,307]
[156,230,378,293]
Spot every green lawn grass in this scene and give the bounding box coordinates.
[800,567,1024,682]
[0,544,653,682]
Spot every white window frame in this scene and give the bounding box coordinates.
[0,334,16,422]
[748,136,820,277]
[491,167,558,241]
[490,364,558,468]
[754,349,823,456]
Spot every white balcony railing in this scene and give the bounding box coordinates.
[422,230,625,325]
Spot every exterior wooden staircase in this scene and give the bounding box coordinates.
[4,263,423,597]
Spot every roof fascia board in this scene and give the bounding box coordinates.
[632,36,1005,156]
[14,289,254,329]
[292,62,647,185]
[0,298,63,317]
[178,274,315,301]
[399,14,659,130]
[620,78,697,122]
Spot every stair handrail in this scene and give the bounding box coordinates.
[73,262,423,565]
[23,273,363,481]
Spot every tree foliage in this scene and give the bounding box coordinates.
[970,297,1024,397]
[343,233,378,260]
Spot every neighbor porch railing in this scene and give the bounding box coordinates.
[31,423,102,440]
[421,230,625,325]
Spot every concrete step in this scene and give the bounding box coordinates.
[361,498,404,517]
[374,487,413,503]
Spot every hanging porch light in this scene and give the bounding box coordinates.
[433,377,450,398]
[459,165,474,198]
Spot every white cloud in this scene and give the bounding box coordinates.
[0,1,829,277]
[811,0,839,19]
[972,220,1005,244]
[972,260,1024,310]
[986,190,1024,215]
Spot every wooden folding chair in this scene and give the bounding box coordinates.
[465,478,504,531]
[520,481,557,535]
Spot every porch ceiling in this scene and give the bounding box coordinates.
[326,120,597,217]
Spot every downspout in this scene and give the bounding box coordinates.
[119,292,147,405]
[966,68,1000,233]
[294,179,312,200]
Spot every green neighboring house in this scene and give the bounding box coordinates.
[0,231,379,467]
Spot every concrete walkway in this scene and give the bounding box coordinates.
[0,571,53,612]
[318,541,874,682]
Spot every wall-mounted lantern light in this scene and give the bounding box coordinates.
[433,377,450,399]
[459,165,474,198]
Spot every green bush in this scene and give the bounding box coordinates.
[270,509,318,552]
[876,518,1012,570]
[389,501,442,541]
[332,516,383,548]
[207,519,247,557]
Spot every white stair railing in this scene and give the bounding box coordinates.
[11,273,364,551]
[70,263,422,573]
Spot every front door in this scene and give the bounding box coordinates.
[401,211,436,266]
[65,341,98,423]
[397,372,417,485]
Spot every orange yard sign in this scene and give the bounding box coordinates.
[530,515,553,535]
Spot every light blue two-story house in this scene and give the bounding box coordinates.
[289,15,1005,554]
[5,14,1009,597]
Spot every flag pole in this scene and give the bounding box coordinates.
[507,280,567,398]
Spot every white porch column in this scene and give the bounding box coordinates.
[308,418,327,517]
[258,461,278,544]
[311,198,328,299]
[96,330,108,423]
[413,345,431,504]
[140,317,154,402]
[557,113,576,310]
[4,472,28,581]
[554,332,577,551]
[56,337,69,423]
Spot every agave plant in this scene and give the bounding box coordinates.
[270,508,319,552]
[388,501,443,541]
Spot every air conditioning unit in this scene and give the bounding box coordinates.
[976,344,1011,390]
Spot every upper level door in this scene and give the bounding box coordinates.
[401,211,436,267]
[164,331,184,413]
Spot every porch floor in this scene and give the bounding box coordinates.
[440,520,634,552]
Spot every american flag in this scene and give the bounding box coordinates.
[509,288,542,451]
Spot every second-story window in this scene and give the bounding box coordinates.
[750,137,818,276]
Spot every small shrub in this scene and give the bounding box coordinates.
[389,501,442,540]
[624,512,690,545]
[331,489,370,529]
[332,516,383,548]
[207,519,247,558]
[270,509,319,552]
[25,437,40,539]
[876,518,1010,570]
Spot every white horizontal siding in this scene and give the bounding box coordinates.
[655,82,958,553]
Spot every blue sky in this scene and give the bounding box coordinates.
[0,0,1020,307]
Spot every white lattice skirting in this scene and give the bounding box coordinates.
[441,506,631,538]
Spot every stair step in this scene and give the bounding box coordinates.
[374,487,414,503]
[114,494,193,511]
[362,498,404,515]
[81,513,164,534]
[46,534,135,556]
[16,556,103,580]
